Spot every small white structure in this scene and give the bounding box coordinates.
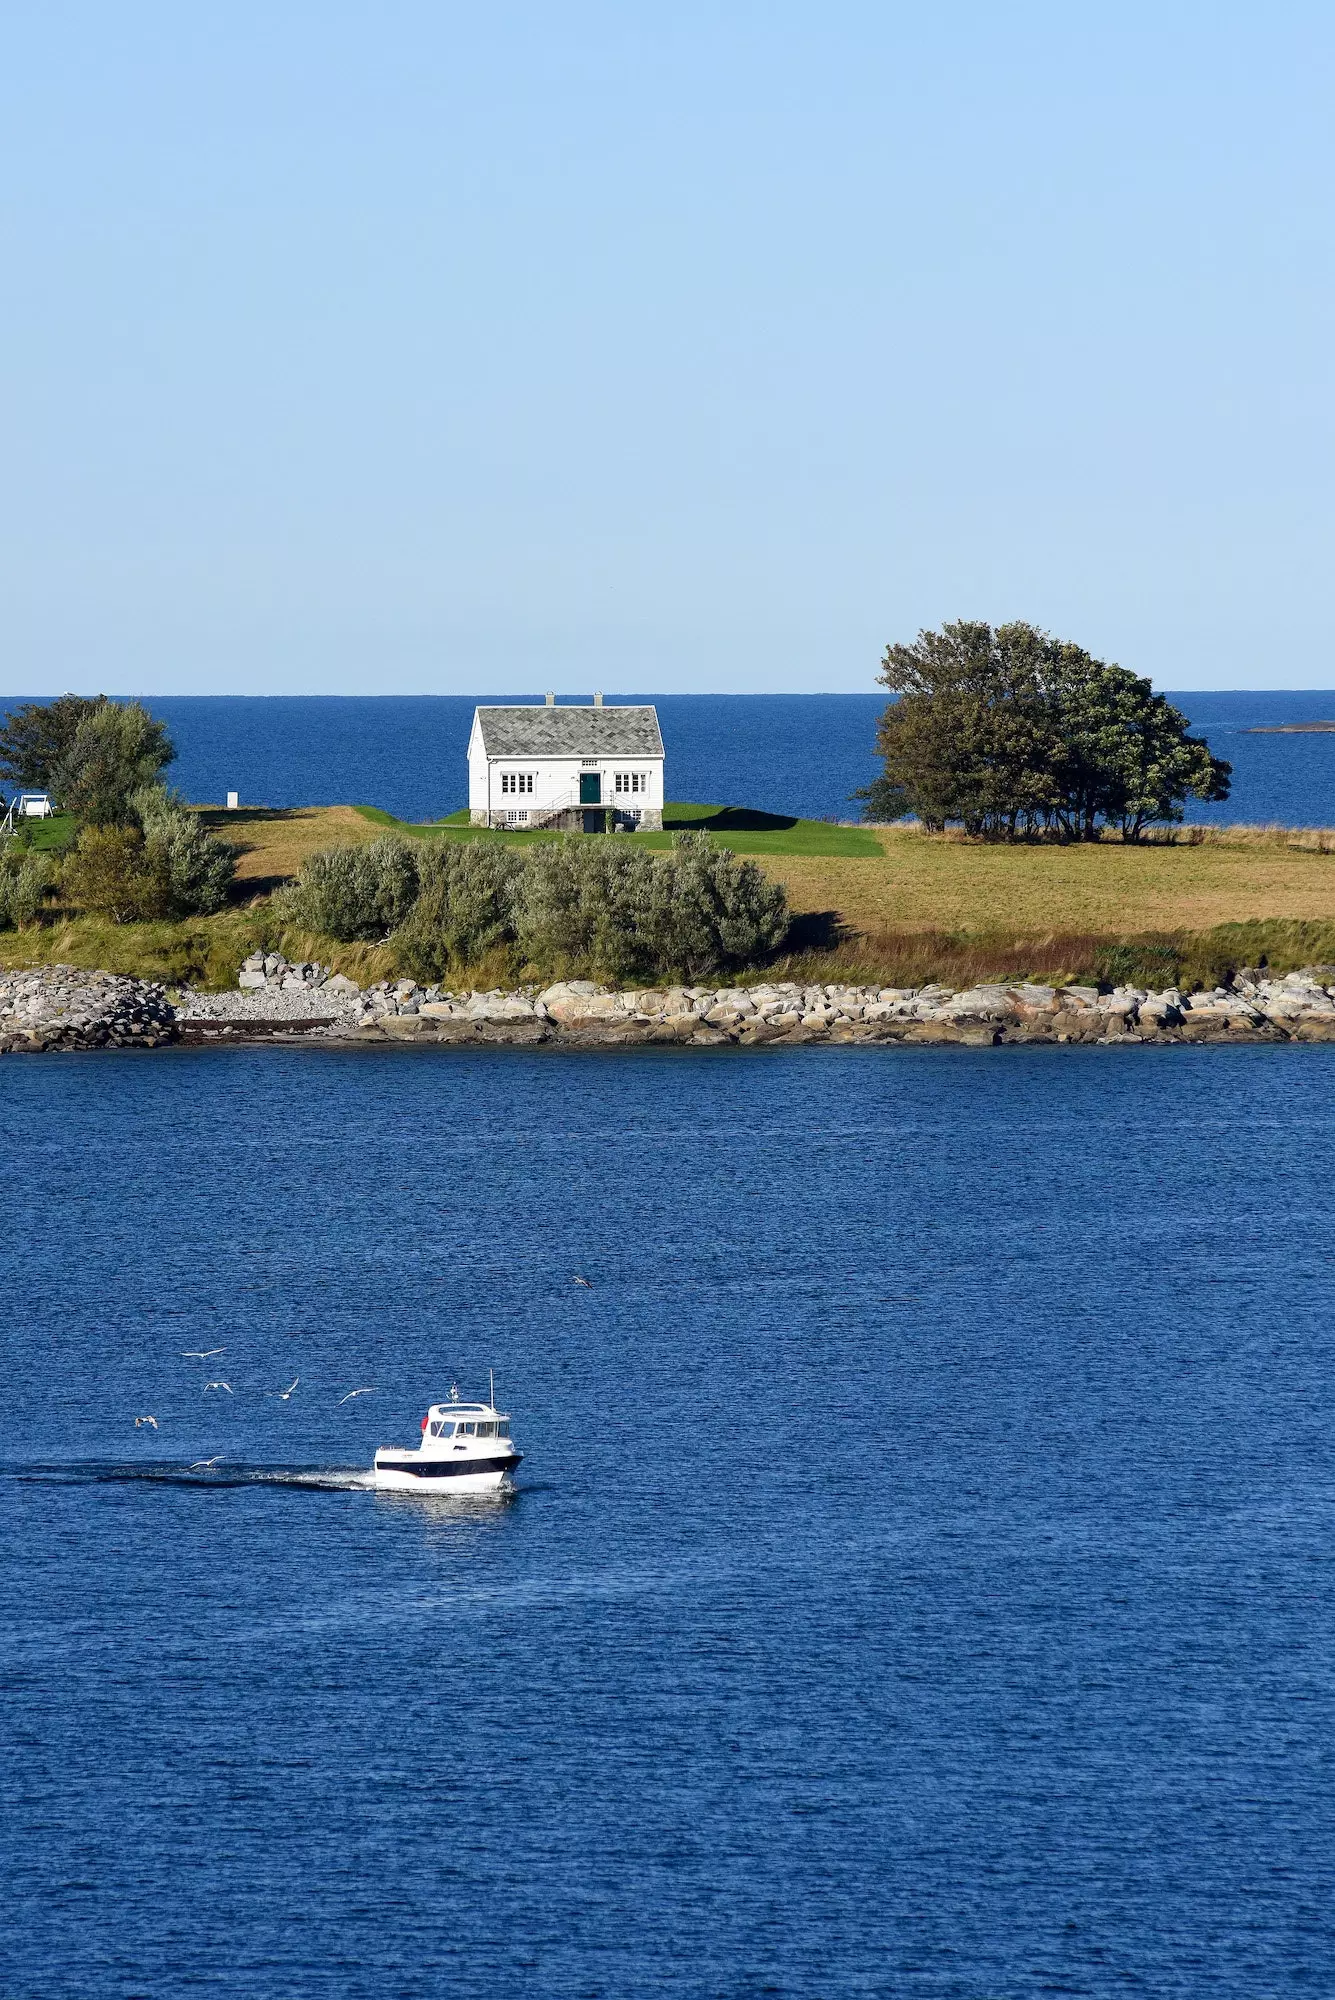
[1,793,55,836]
[468,693,665,831]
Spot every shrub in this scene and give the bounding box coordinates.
[0,850,55,929]
[53,701,175,825]
[511,831,790,981]
[395,842,525,980]
[662,832,790,977]
[284,836,421,941]
[132,788,239,917]
[61,826,155,922]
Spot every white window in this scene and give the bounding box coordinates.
[505,810,528,825]
[500,772,534,795]
[614,771,648,795]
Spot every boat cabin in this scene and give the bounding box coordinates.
[424,1402,512,1442]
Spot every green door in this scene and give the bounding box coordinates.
[579,772,602,804]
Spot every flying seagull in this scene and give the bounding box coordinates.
[572,1274,593,1288]
[134,1415,158,1429]
[182,1348,225,1359]
[203,1381,233,1393]
[338,1388,375,1403]
[271,1378,299,1400]
[190,1456,224,1469]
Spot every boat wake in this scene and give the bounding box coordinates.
[2,1461,377,1492]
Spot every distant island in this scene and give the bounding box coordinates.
[1245,721,1335,733]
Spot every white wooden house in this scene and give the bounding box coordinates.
[468,694,665,831]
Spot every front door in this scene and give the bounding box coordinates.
[579,772,602,805]
[582,809,606,834]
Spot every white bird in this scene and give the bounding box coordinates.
[190,1456,223,1469]
[572,1274,593,1288]
[271,1378,299,1400]
[134,1415,158,1429]
[338,1388,375,1403]
[203,1380,232,1393]
[182,1348,225,1359]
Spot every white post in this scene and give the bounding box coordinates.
[226,791,239,810]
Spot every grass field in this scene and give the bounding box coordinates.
[350,802,880,857]
[5,804,1335,992]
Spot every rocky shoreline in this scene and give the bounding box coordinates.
[7,953,1335,1054]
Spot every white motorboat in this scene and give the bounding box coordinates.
[373,1383,522,1494]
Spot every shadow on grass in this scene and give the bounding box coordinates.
[197,807,303,830]
[781,910,850,954]
[664,805,800,833]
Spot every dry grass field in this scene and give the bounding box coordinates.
[197,805,383,891]
[770,826,1335,939]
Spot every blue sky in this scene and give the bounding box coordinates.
[2,2,1331,695]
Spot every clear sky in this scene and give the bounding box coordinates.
[2,2,1331,695]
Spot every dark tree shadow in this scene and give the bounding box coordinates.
[663,806,800,832]
[781,909,848,953]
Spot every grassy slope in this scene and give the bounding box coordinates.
[5,805,1335,992]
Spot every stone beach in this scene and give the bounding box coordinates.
[6,952,1335,1053]
[0,967,178,1054]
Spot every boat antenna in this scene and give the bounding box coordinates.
[489,1366,495,1410]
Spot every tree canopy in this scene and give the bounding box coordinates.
[52,702,175,825]
[0,695,107,793]
[0,696,176,824]
[865,621,1230,840]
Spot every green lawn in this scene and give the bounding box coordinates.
[4,810,78,854]
[353,802,878,858]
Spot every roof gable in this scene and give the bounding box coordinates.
[474,705,664,758]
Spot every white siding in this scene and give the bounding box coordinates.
[471,752,664,824]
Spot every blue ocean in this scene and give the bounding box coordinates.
[21,689,1332,826]
[4,1043,1335,1999]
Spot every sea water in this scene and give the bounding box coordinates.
[3,1042,1335,1997]
[13,689,1330,825]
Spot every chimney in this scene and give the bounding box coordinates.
[545,691,555,706]
[593,690,603,707]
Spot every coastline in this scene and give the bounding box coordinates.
[7,957,1335,1054]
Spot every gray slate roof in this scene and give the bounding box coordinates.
[474,704,664,759]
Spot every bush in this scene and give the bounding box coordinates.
[283,837,421,941]
[132,789,239,917]
[663,832,790,977]
[0,849,55,929]
[285,829,791,981]
[59,795,239,924]
[512,831,789,981]
[395,842,525,980]
[53,702,175,825]
[61,826,154,922]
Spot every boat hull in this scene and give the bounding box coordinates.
[372,1450,522,1494]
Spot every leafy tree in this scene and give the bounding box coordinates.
[0,694,106,792]
[53,701,175,825]
[851,775,913,822]
[873,620,1230,841]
